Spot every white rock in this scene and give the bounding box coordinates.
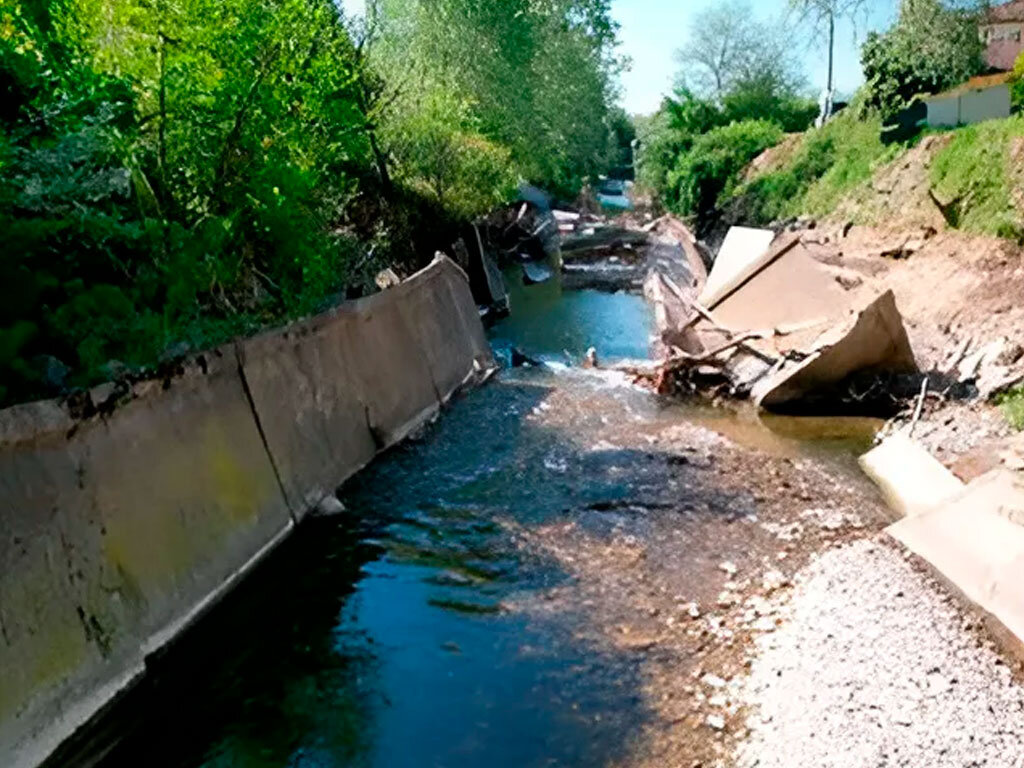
[702,674,728,689]
[706,714,727,731]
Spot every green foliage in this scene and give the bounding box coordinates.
[667,120,784,219]
[637,0,819,218]
[997,387,1024,431]
[861,0,984,120]
[930,116,1024,239]
[722,81,819,133]
[637,82,816,213]
[1012,51,1024,113]
[370,0,623,199]
[0,0,622,406]
[386,87,518,218]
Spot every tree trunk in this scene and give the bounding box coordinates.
[826,11,835,101]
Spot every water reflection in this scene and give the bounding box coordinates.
[489,269,653,365]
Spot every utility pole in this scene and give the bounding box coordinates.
[825,9,835,121]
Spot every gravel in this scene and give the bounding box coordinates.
[737,539,1024,768]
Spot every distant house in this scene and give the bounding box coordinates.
[982,0,1024,71]
[925,72,1013,127]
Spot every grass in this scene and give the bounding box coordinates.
[731,111,895,225]
[996,387,1024,431]
[801,115,897,217]
[929,115,1024,239]
[734,111,1024,239]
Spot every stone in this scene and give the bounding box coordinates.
[706,714,726,731]
[313,494,347,517]
[702,674,728,689]
[89,382,118,409]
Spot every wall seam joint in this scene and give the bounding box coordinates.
[233,343,297,523]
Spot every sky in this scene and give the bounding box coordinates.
[613,0,899,115]
[341,0,900,117]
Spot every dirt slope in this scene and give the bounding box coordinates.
[803,223,1024,474]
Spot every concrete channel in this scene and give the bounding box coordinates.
[4,228,1024,768]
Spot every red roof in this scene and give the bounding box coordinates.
[988,0,1024,23]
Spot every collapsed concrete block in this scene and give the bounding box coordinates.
[888,467,1024,651]
[665,230,919,409]
[860,433,966,518]
[752,290,918,408]
[700,226,776,307]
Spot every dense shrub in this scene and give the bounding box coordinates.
[0,0,622,406]
[667,120,784,219]
[637,84,816,214]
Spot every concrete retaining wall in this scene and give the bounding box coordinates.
[0,256,493,768]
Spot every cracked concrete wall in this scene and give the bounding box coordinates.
[0,256,492,768]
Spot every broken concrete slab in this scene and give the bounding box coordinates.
[752,290,918,408]
[860,433,966,518]
[653,232,918,410]
[888,469,1024,652]
[643,215,710,287]
[700,226,776,307]
[642,219,708,357]
[937,468,1024,526]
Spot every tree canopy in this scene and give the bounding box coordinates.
[0,0,623,406]
[861,0,986,119]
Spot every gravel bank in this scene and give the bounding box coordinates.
[737,539,1024,768]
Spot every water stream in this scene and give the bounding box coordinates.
[94,271,878,768]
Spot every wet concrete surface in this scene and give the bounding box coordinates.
[90,281,892,768]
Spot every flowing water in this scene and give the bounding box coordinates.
[93,272,879,768]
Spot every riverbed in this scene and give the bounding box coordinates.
[92,273,894,768]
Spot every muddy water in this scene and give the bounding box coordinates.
[94,274,879,768]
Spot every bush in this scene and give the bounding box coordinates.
[667,119,784,219]
[1012,51,1024,113]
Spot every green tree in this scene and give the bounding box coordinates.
[861,0,985,119]
[668,119,784,220]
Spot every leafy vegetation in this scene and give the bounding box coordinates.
[0,0,622,406]
[996,387,1024,431]
[637,0,818,220]
[668,120,785,222]
[861,0,985,120]
[1012,51,1024,112]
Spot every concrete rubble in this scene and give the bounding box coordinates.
[861,431,1024,658]
[646,225,919,410]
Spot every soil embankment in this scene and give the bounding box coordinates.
[801,223,1024,476]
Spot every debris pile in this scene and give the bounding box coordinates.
[642,222,922,414]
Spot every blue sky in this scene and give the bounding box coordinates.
[614,0,899,115]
